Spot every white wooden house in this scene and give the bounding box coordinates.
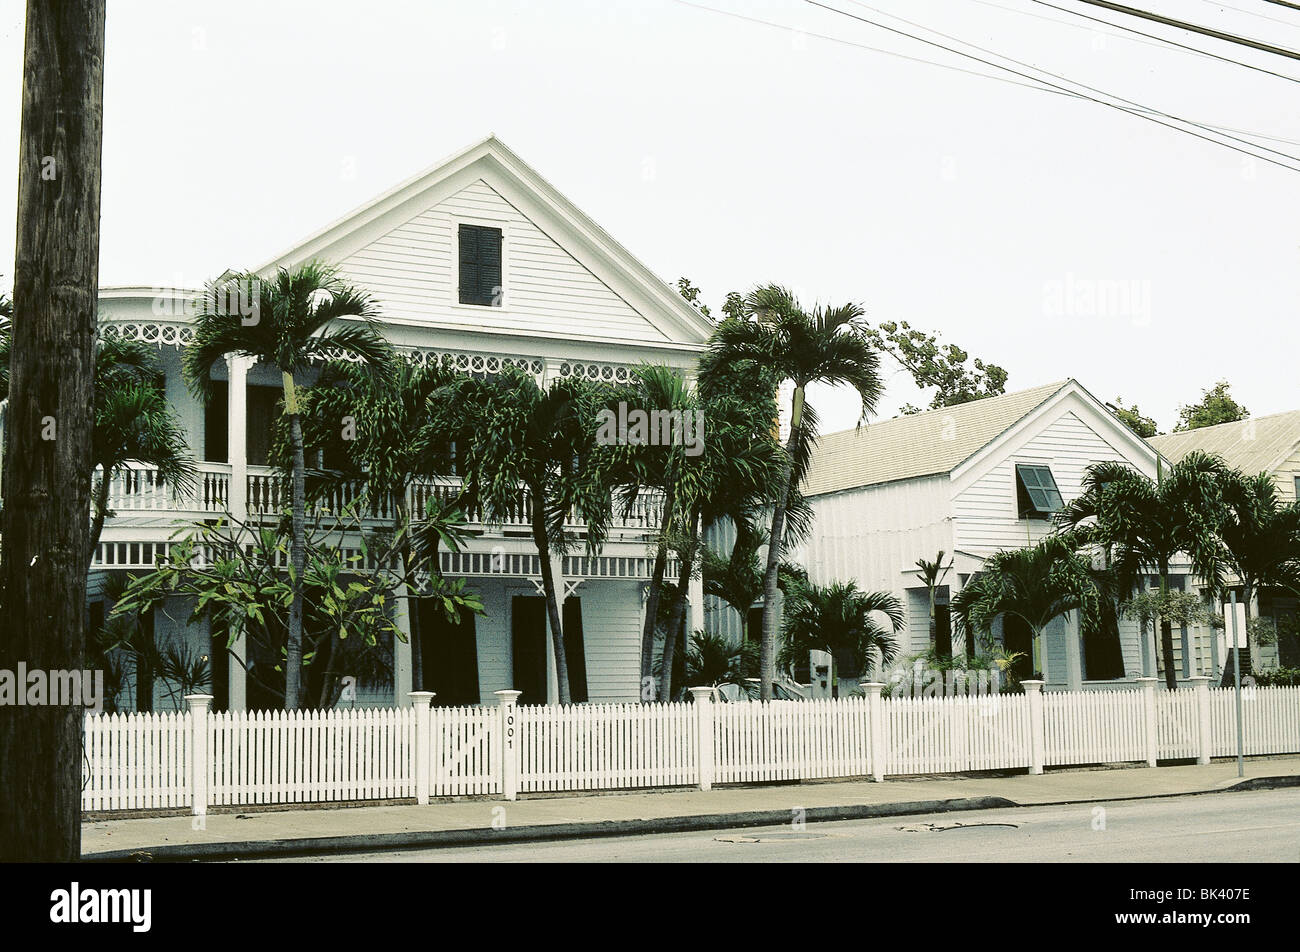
[789,379,1221,690]
[89,135,715,711]
[1151,410,1300,672]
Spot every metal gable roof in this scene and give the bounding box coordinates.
[802,380,1071,497]
[1149,409,1300,476]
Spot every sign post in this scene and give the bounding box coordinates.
[1228,592,1245,778]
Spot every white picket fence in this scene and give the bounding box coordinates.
[81,679,1300,814]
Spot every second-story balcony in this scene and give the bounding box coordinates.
[99,461,666,540]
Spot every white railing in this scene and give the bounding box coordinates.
[98,462,231,515]
[80,681,1300,814]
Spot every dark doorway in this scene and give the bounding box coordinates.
[562,598,589,704]
[1083,600,1126,681]
[420,600,480,706]
[1002,614,1035,681]
[134,607,156,712]
[934,603,952,659]
[511,596,548,705]
[209,624,230,713]
[745,606,763,644]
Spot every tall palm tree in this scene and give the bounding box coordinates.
[1059,452,1227,690]
[1216,469,1300,682]
[915,550,952,658]
[951,534,1108,679]
[699,285,883,699]
[454,368,612,704]
[780,581,903,683]
[183,262,391,709]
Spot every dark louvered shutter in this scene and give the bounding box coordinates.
[458,223,503,306]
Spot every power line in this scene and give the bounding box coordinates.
[804,0,1300,172]
[1262,0,1300,12]
[1067,0,1300,60]
[1024,0,1300,84]
[1199,0,1300,31]
[671,0,1300,148]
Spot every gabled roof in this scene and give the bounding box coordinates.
[803,381,1071,496]
[251,134,716,347]
[1149,409,1300,476]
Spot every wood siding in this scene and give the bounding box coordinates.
[336,179,669,343]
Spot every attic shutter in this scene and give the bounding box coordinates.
[458,223,503,306]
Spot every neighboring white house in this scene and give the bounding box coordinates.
[89,135,716,712]
[789,379,1224,691]
[1151,410,1300,672]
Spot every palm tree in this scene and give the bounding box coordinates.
[1059,452,1228,690]
[296,355,467,691]
[780,581,903,683]
[183,262,391,709]
[88,339,196,560]
[1216,469,1300,682]
[915,550,952,658]
[951,534,1108,680]
[699,285,883,699]
[454,368,613,704]
[681,631,759,698]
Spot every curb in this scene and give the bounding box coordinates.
[83,774,1300,862]
[84,795,1017,862]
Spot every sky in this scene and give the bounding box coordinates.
[1,0,1298,435]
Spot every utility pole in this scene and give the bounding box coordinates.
[0,0,107,861]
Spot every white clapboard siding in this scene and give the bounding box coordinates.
[82,711,191,811]
[429,705,501,796]
[517,702,697,793]
[1210,686,1300,756]
[1044,689,1146,766]
[713,697,871,783]
[207,707,415,805]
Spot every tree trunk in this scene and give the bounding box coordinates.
[533,511,570,704]
[660,509,699,702]
[1158,570,1177,690]
[759,385,804,700]
[396,498,423,693]
[639,483,675,698]
[284,374,305,710]
[1243,580,1256,678]
[0,0,107,862]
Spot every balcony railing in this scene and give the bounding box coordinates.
[97,462,665,535]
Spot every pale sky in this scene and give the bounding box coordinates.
[2,0,1298,434]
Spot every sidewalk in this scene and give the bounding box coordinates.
[81,755,1300,861]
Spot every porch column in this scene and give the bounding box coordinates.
[688,562,705,640]
[225,355,251,709]
[540,357,563,389]
[1064,610,1083,691]
[226,354,250,520]
[393,581,414,705]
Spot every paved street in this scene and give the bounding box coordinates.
[252,788,1300,863]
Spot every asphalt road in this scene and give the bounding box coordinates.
[252,788,1300,863]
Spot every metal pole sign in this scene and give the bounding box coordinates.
[1228,591,1245,778]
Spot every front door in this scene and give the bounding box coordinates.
[420,600,480,705]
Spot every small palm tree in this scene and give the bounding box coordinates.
[915,550,952,658]
[699,285,884,699]
[780,581,903,682]
[1216,469,1300,681]
[681,631,759,698]
[1059,452,1227,690]
[183,262,391,709]
[951,534,1108,679]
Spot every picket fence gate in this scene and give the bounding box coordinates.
[81,678,1300,814]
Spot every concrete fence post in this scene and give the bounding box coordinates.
[409,691,435,804]
[1138,677,1159,767]
[495,690,523,801]
[185,694,213,817]
[689,686,715,791]
[1022,680,1045,775]
[861,681,886,782]
[1189,676,1212,765]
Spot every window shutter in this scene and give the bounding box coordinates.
[458,224,503,306]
